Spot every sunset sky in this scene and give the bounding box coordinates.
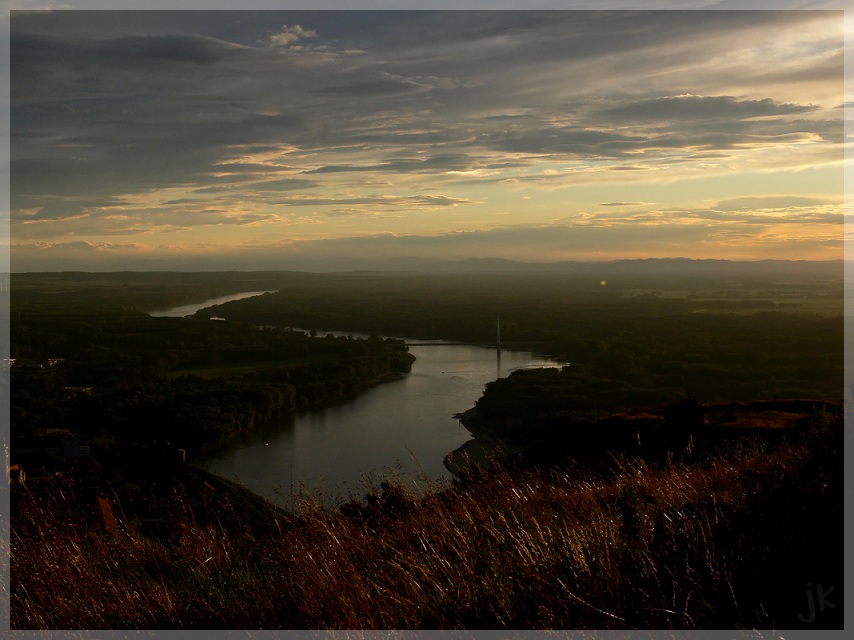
[7,6,848,271]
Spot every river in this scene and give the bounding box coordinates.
[148,291,275,317]
[149,292,566,510]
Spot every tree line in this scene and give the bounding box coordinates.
[12,304,414,452]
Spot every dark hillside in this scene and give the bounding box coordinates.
[10,403,843,629]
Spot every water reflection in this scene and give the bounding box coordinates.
[149,291,274,317]
[197,343,565,510]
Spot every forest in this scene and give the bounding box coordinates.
[181,262,844,424]
[10,276,415,452]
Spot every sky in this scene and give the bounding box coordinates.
[6,4,849,271]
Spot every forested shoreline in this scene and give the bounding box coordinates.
[10,282,415,452]
[10,265,843,450]
[197,266,844,417]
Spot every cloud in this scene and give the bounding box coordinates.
[560,197,844,230]
[9,10,843,268]
[599,95,817,123]
[226,178,318,193]
[12,199,285,240]
[483,128,648,157]
[23,240,145,253]
[598,202,656,207]
[269,194,472,208]
[269,24,317,48]
[305,154,478,175]
[32,203,87,221]
[12,32,249,75]
[315,76,426,97]
[713,195,837,211]
[11,111,305,210]
[103,34,248,67]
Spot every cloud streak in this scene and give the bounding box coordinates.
[9,9,844,269]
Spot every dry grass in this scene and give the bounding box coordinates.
[9,410,842,629]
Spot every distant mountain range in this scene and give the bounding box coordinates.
[338,256,845,278]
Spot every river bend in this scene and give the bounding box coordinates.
[150,293,565,509]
